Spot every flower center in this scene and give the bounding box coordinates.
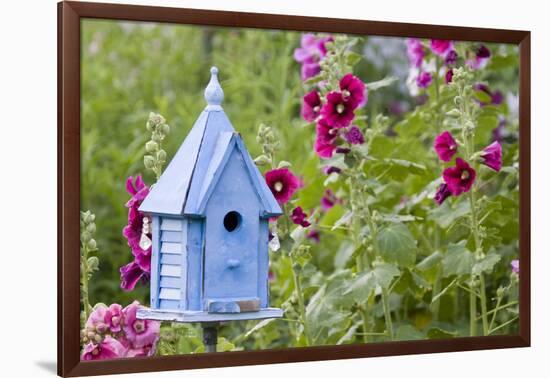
[336,103,345,114]
[461,170,470,180]
[313,106,320,112]
[92,346,100,356]
[274,181,284,192]
[449,144,456,150]
[133,320,145,333]
[112,316,120,326]
[342,89,351,98]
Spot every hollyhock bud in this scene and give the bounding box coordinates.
[444,50,458,66]
[480,141,502,172]
[291,207,311,227]
[416,71,432,89]
[345,126,365,145]
[434,183,452,205]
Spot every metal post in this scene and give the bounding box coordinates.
[201,322,218,353]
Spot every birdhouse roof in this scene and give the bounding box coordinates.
[139,67,282,218]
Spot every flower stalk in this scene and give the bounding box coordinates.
[80,210,99,327]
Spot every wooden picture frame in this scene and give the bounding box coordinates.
[58,1,530,376]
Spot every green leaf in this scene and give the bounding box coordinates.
[344,264,400,302]
[442,241,474,277]
[244,318,276,339]
[346,51,362,66]
[331,210,353,231]
[472,252,501,276]
[427,327,457,339]
[428,199,470,229]
[377,223,417,267]
[417,251,442,271]
[367,76,399,91]
[379,213,422,223]
[396,325,424,341]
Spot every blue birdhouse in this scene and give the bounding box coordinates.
[137,67,283,323]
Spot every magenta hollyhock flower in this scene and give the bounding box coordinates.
[120,261,147,291]
[476,44,491,59]
[104,304,124,333]
[291,207,311,227]
[265,168,302,204]
[301,91,322,121]
[122,301,160,348]
[86,305,108,333]
[81,336,126,361]
[445,68,454,84]
[321,91,356,128]
[123,207,152,273]
[339,73,367,108]
[307,229,320,243]
[125,175,150,208]
[444,50,458,66]
[314,118,338,158]
[321,189,340,211]
[323,166,342,175]
[406,38,425,68]
[294,34,333,81]
[430,39,453,56]
[434,131,458,162]
[345,126,365,145]
[434,183,452,205]
[511,259,519,274]
[481,141,502,172]
[416,71,433,89]
[443,158,477,196]
[124,345,156,358]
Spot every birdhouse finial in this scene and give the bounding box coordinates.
[204,66,224,110]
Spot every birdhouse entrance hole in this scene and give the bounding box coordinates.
[223,211,241,232]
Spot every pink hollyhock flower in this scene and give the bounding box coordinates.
[86,305,108,334]
[467,45,491,70]
[123,301,160,348]
[430,39,453,56]
[265,168,302,204]
[434,183,452,206]
[125,175,150,208]
[301,63,321,81]
[339,73,367,108]
[294,34,333,81]
[434,131,458,162]
[81,336,126,361]
[120,261,147,291]
[323,166,342,175]
[301,91,322,121]
[511,259,519,274]
[104,304,124,333]
[315,118,338,158]
[321,189,341,210]
[124,345,156,358]
[443,158,477,196]
[416,71,432,89]
[445,68,454,84]
[321,91,356,128]
[406,38,425,68]
[345,126,365,145]
[307,229,320,243]
[444,50,458,66]
[291,207,311,227]
[481,141,502,172]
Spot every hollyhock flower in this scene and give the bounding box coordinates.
[445,68,454,84]
[104,304,124,333]
[430,39,453,56]
[291,207,311,227]
[467,44,491,69]
[474,83,504,106]
[321,189,341,210]
[268,270,275,282]
[81,336,126,361]
[307,229,320,243]
[492,117,507,143]
[123,301,160,348]
[294,34,333,81]
[323,166,341,175]
[86,305,108,334]
[123,207,152,272]
[321,91,356,128]
[406,38,425,68]
[125,175,150,208]
[434,131,458,162]
[416,71,432,89]
[434,183,452,205]
[315,118,338,158]
[511,259,519,274]
[301,91,322,121]
[345,126,365,145]
[265,168,302,204]
[443,158,477,196]
[339,73,367,108]
[480,141,502,172]
[476,44,491,59]
[120,261,147,291]
[444,50,458,66]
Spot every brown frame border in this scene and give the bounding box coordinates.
[58,1,531,376]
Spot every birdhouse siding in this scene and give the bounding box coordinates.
[258,218,269,308]
[186,218,205,311]
[203,147,261,304]
[154,217,188,311]
[149,216,161,309]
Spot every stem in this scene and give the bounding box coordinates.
[489,316,519,335]
[478,273,489,336]
[381,287,394,340]
[469,280,477,336]
[80,244,91,326]
[488,295,503,331]
[290,258,311,346]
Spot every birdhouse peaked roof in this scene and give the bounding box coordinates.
[139,67,282,218]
